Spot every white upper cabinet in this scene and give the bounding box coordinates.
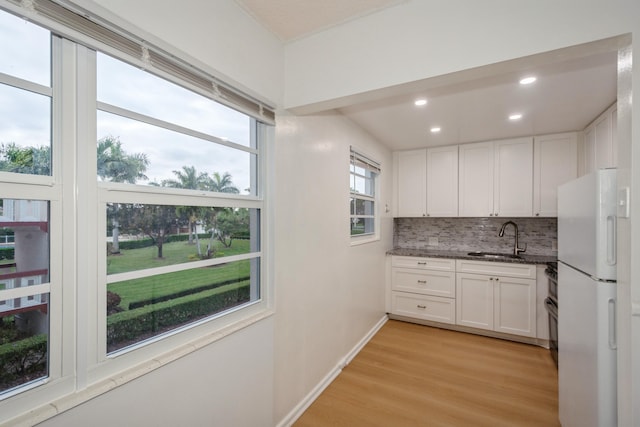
[583,103,617,175]
[426,145,458,216]
[395,149,427,217]
[533,132,578,217]
[493,137,534,217]
[459,137,533,217]
[458,141,494,217]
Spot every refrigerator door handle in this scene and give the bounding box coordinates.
[606,215,617,266]
[608,298,617,350]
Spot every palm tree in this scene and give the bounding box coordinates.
[162,166,210,247]
[206,171,240,194]
[98,136,149,254]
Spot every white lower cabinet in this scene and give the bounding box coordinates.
[390,256,539,339]
[390,256,455,324]
[456,260,537,338]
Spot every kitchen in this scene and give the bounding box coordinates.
[2,1,638,427]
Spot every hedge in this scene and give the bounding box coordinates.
[0,334,48,389]
[0,247,14,260]
[107,282,250,352]
[128,275,250,310]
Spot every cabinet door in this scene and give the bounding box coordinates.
[584,124,596,174]
[493,276,536,337]
[396,149,427,217]
[594,112,613,170]
[426,145,458,216]
[458,142,494,217]
[493,137,533,217]
[456,273,493,330]
[533,133,578,217]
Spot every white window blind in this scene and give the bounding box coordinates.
[3,0,275,124]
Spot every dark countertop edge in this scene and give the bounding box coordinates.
[387,248,557,265]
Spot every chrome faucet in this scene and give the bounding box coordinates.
[499,221,526,256]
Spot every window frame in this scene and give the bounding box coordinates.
[349,147,381,245]
[0,2,275,424]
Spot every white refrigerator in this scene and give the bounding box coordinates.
[557,168,617,427]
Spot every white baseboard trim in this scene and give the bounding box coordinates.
[276,314,388,427]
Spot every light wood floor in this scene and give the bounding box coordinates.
[294,320,559,427]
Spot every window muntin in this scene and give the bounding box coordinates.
[350,149,379,238]
[0,11,50,86]
[0,199,50,395]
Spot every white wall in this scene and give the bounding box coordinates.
[40,318,275,427]
[273,112,393,423]
[284,0,637,111]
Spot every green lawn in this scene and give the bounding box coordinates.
[106,238,254,311]
[107,238,251,274]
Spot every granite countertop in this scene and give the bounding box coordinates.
[387,247,557,265]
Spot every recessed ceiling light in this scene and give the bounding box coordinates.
[414,99,427,106]
[430,127,441,133]
[509,113,523,120]
[519,76,537,85]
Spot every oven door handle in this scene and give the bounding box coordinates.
[544,297,558,318]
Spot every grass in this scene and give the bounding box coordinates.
[106,237,254,310]
[107,238,251,275]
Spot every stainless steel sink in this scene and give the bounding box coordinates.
[467,251,522,259]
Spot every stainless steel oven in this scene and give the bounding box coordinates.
[544,262,558,367]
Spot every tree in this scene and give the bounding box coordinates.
[162,166,210,249]
[206,171,240,194]
[213,208,249,248]
[99,136,149,254]
[0,143,50,175]
[129,204,176,259]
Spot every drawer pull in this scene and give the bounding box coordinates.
[417,280,427,284]
[417,304,427,309]
[417,262,427,265]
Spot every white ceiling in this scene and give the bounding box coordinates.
[235,0,618,151]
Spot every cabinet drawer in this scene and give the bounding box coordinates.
[391,292,455,324]
[392,268,455,297]
[391,256,455,271]
[455,259,536,279]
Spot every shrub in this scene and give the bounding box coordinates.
[0,334,48,389]
[107,291,123,314]
[0,247,14,261]
[127,275,250,309]
[107,282,250,352]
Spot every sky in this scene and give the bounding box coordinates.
[0,10,253,194]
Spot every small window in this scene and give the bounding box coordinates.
[350,148,380,240]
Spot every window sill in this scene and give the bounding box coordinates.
[6,308,274,427]
[350,235,380,246]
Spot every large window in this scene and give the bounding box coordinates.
[97,53,263,354]
[0,2,272,422]
[0,10,54,397]
[350,148,380,240]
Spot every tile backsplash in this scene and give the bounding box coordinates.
[394,217,557,256]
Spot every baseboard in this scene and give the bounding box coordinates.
[276,314,389,427]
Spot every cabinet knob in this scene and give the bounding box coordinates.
[489,213,493,216]
[536,213,540,217]
[495,213,499,217]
